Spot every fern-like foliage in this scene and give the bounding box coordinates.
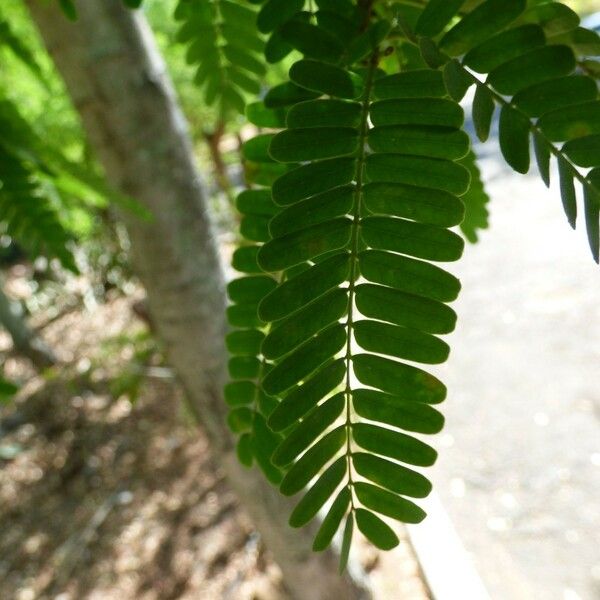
[415,0,600,261]
[225,0,472,558]
[0,98,78,271]
[174,0,267,116]
[224,103,288,485]
[216,0,600,562]
[0,143,77,271]
[0,11,46,84]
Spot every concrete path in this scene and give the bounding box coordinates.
[428,149,600,600]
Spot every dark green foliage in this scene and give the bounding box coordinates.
[218,0,600,562]
[0,99,81,271]
[225,0,472,561]
[174,0,266,115]
[413,0,600,260]
[0,15,46,83]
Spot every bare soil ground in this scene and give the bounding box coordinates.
[0,292,429,600]
[0,295,288,600]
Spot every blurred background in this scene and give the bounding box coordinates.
[0,1,598,599]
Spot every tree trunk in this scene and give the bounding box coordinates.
[24,2,369,598]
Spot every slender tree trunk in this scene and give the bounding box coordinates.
[0,275,56,368]
[24,2,369,598]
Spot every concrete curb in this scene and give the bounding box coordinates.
[406,492,491,600]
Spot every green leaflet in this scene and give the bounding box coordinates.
[361,216,465,262]
[0,18,46,84]
[373,70,447,100]
[246,101,288,128]
[352,389,444,434]
[558,157,577,228]
[236,188,278,214]
[225,329,264,356]
[419,37,447,70]
[289,59,363,98]
[354,320,450,365]
[563,135,600,169]
[228,356,260,380]
[463,24,546,74]
[358,250,461,302]
[313,488,351,551]
[258,252,350,321]
[370,98,464,128]
[499,105,531,174]
[518,2,579,36]
[415,0,466,37]
[257,0,304,33]
[228,407,253,433]
[363,182,464,227]
[289,457,347,527]
[355,284,457,334]
[227,304,262,328]
[280,427,346,496]
[316,8,359,45]
[261,288,348,360]
[287,99,362,128]
[554,27,600,56]
[242,134,277,163]
[365,155,470,195]
[533,132,551,188]
[252,414,284,485]
[440,0,527,56]
[227,275,276,304]
[262,323,347,395]
[268,359,346,431]
[354,483,426,524]
[352,453,432,498]
[487,45,576,96]
[224,380,259,407]
[442,59,473,102]
[272,157,356,205]
[57,0,77,19]
[513,75,597,118]
[272,393,345,466]
[368,125,470,160]
[279,20,344,63]
[472,85,495,143]
[539,102,600,142]
[339,513,353,571]
[269,185,355,236]
[584,187,600,263]
[269,127,359,162]
[265,82,320,108]
[0,144,77,271]
[352,353,446,403]
[352,423,437,467]
[355,509,399,550]
[258,217,352,270]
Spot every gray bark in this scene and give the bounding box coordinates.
[24,1,368,598]
[0,276,56,368]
